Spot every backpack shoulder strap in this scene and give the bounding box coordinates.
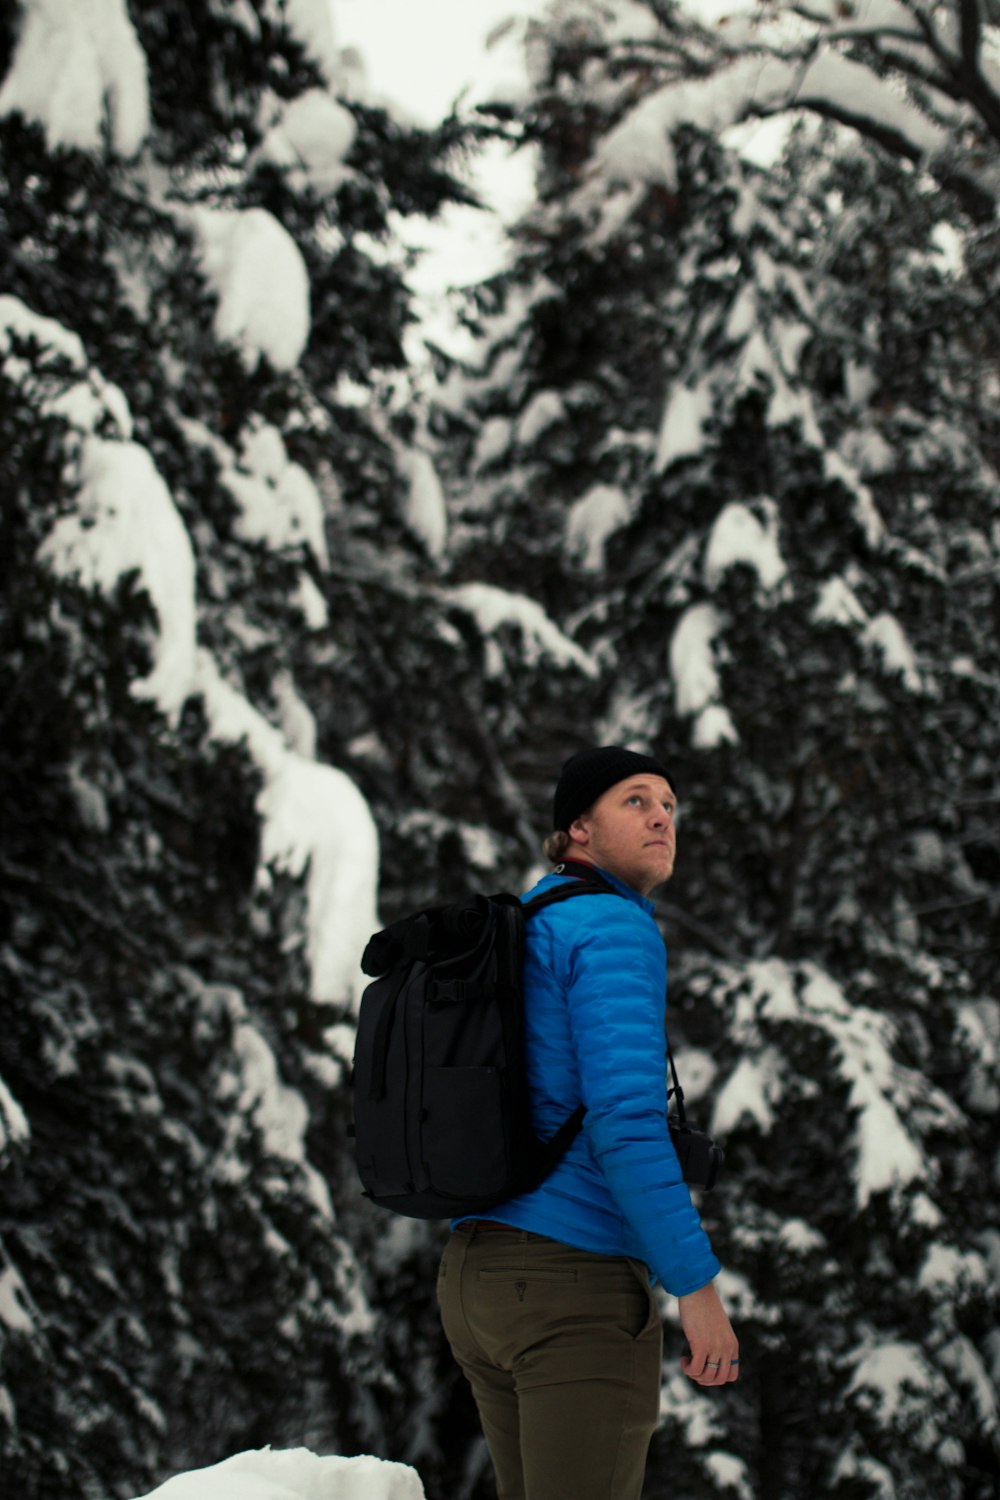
[522,869,620,918]
[516,871,620,1170]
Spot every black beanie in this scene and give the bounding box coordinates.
[552,746,674,831]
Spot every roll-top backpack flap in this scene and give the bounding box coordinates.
[352,958,424,1201]
[419,897,517,1205]
[361,903,437,978]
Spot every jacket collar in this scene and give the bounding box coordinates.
[551,859,656,915]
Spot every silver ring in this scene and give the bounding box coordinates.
[705,1361,721,1368]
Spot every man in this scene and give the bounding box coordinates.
[437,746,739,1500]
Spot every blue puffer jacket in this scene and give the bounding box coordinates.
[466,864,720,1297]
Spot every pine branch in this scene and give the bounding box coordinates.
[873,41,972,105]
[771,762,808,958]
[605,37,719,82]
[906,0,956,63]
[906,0,1000,142]
[0,859,149,959]
[792,6,936,49]
[750,83,997,218]
[656,900,742,959]
[906,891,993,918]
[959,0,983,71]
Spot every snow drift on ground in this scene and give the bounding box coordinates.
[135,1448,425,1500]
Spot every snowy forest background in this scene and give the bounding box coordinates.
[1,0,999,1497]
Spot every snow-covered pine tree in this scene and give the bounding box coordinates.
[0,2,488,1495]
[433,2,1000,1496]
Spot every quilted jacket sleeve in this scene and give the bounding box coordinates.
[556,894,720,1297]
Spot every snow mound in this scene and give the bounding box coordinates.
[135,1447,425,1500]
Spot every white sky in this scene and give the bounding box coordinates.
[331,0,536,127]
[330,0,542,348]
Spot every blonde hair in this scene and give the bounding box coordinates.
[543,830,573,863]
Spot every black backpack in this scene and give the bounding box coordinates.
[351,872,723,1219]
[351,878,610,1219]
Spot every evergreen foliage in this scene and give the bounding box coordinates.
[2,2,998,1499]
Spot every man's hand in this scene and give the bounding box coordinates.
[677,1281,739,1386]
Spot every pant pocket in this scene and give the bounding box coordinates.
[624,1259,660,1342]
[436,1238,456,1308]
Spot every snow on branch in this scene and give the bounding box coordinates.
[191,207,311,373]
[0,295,86,371]
[703,500,788,594]
[224,421,330,568]
[253,90,358,196]
[40,438,198,721]
[788,0,925,42]
[3,313,194,722]
[441,582,600,678]
[593,46,953,198]
[656,380,715,469]
[0,0,149,156]
[396,447,449,562]
[230,1007,334,1220]
[0,1261,35,1335]
[7,297,377,1007]
[565,483,635,573]
[790,48,953,158]
[585,0,999,217]
[669,602,739,749]
[712,958,963,1213]
[0,1074,29,1155]
[193,654,379,1007]
[3,308,196,727]
[845,1339,944,1425]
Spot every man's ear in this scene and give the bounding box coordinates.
[567,816,590,849]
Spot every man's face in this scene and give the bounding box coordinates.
[567,774,678,896]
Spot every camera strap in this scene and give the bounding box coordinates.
[666,1047,688,1127]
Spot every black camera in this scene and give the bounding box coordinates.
[669,1119,724,1191]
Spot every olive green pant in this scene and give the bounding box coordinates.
[437,1222,663,1500]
